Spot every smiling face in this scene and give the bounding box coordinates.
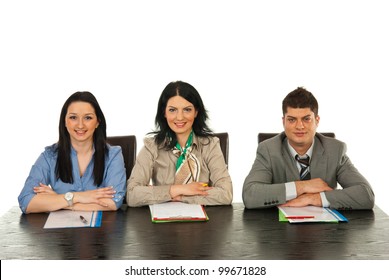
[165,95,198,145]
[283,107,320,154]
[65,101,99,145]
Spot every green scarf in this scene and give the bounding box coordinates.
[175,131,193,171]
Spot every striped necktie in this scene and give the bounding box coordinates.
[295,155,311,180]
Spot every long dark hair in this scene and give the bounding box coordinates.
[56,91,107,186]
[152,81,213,149]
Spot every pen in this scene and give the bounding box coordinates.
[285,216,315,219]
[80,215,88,224]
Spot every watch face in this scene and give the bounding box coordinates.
[65,192,73,200]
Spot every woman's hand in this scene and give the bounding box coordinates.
[33,183,57,195]
[73,186,116,207]
[170,182,211,199]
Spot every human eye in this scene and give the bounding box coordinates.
[168,107,176,113]
[287,118,296,123]
[183,107,192,113]
[303,116,312,122]
[85,115,93,121]
[68,115,77,120]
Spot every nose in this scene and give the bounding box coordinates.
[77,118,84,128]
[296,119,304,129]
[176,110,184,120]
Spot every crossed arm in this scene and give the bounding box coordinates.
[281,178,333,207]
[26,183,118,213]
[26,184,116,213]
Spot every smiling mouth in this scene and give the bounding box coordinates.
[75,130,87,135]
[174,122,186,128]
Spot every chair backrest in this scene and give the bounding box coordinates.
[258,132,335,143]
[214,132,229,165]
[107,135,137,180]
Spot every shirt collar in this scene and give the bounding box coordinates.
[287,138,314,159]
[191,133,199,149]
[172,133,198,156]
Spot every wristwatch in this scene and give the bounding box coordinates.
[64,192,74,207]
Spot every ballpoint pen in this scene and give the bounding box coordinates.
[80,215,88,224]
[285,216,315,219]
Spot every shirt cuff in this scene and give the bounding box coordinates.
[285,182,297,201]
[320,192,330,207]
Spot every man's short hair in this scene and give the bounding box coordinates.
[282,87,319,116]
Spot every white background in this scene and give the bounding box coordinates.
[1,0,388,219]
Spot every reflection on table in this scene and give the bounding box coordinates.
[0,204,388,260]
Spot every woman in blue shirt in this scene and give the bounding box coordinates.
[18,91,126,214]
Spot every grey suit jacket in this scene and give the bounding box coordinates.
[242,132,375,210]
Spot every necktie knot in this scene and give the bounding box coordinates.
[295,155,310,166]
[295,155,310,180]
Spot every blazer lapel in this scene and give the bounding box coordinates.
[310,137,327,179]
[281,139,300,181]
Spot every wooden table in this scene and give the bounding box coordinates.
[1,204,388,260]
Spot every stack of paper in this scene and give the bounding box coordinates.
[43,210,102,228]
[278,206,348,223]
[149,202,209,223]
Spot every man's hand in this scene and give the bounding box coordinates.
[282,193,322,207]
[295,178,333,196]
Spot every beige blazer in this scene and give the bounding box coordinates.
[127,135,233,207]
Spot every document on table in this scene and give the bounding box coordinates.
[278,205,348,223]
[149,202,209,223]
[43,210,102,228]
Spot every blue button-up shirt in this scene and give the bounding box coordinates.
[18,143,126,213]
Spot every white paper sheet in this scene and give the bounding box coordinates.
[43,210,102,228]
[278,205,348,223]
[149,202,207,221]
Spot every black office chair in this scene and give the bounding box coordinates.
[107,135,137,206]
[214,132,229,165]
[258,132,335,143]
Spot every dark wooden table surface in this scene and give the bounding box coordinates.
[1,204,388,260]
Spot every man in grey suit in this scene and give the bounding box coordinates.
[243,87,374,210]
